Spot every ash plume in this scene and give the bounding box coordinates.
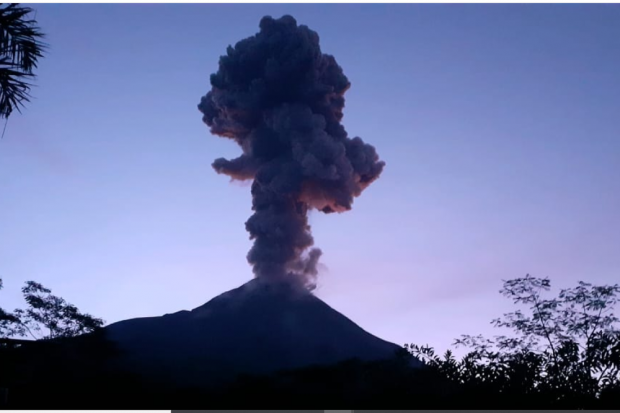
[198,15,385,291]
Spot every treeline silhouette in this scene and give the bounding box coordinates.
[1,275,619,409]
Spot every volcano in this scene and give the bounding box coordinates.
[103,279,412,389]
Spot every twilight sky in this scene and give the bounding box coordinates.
[0,3,619,353]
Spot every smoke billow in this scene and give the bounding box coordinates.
[198,15,385,291]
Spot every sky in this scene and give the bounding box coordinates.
[1,3,619,354]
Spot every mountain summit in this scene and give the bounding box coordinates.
[104,279,409,389]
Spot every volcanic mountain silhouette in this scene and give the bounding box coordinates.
[104,279,412,389]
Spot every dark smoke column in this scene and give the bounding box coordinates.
[198,15,385,291]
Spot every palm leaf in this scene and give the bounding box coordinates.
[0,3,47,119]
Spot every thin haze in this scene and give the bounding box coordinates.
[0,4,619,353]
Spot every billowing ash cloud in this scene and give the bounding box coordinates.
[198,15,385,291]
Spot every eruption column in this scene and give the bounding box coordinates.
[198,15,385,290]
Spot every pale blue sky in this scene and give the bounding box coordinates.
[1,4,619,352]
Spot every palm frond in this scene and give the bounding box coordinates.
[0,3,47,118]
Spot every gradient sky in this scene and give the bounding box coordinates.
[1,4,619,354]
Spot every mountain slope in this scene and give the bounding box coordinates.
[104,278,410,388]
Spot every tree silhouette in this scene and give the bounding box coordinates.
[0,3,46,121]
[3,275,619,408]
[0,278,21,338]
[407,275,620,407]
[0,278,104,340]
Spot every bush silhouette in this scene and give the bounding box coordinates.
[2,275,619,409]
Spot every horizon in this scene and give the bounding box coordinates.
[1,3,619,355]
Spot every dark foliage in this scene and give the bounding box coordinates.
[2,276,619,409]
[0,278,20,337]
[0,3,46,120]
[0,278,104,339]
[407,275,620,408]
